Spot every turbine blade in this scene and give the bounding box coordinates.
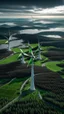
[28,58,33,65]
[20,49,24,53]
[23,53,29,56]
[5,40,8,44]
[18,53,22,57]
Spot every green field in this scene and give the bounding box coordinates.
[12,47,28,53]
[0,78,27,100]
[45,61,63,72]
[35,55,48,66]
[12,43,38,53]
[0,39,7,44]
[11,47,21,53]
[0,53,19,64]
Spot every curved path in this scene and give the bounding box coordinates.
[0,78,16,89]
[20,78,30,94]
[0,78,30,113]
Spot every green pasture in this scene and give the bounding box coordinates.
[12,47,28,53]
[0,53,19,64]
[12,47,20,53]
[0,39,6,44]
[61,75,64,79]
[42,46,55,51]
[35,55,48,66]
[45,61,63,72]
[0,78,27,100]
[12,43,38,53]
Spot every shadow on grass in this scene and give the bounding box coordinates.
[18,89,34,100]
[18,89,35,99]
[22,89,34,97]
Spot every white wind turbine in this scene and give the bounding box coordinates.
[5,31,18,51]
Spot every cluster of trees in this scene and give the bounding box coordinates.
[0,61,30,78]
[43,92,64,109]
[35,67,64,94]
[1,97,63,114]
[0,97,9,109]
[43,50,64,60]
[58,63,64,68]
[0,49,13,59]
[0,59,45,78]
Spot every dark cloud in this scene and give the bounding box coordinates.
[0,0,64,18]
[0,0,63,7]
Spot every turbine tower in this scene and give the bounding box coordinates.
[37,41,42,60]
[5,31,11,51]
[28,41,32,49]
[28,48,35,91]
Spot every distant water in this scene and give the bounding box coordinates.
[0,44,8,49]
[0,39,23,49]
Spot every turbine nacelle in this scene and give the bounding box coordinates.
[18,49,29,64]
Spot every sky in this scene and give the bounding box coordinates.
[0,0,64,18]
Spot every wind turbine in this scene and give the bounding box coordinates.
[18,49,28,64]
[37,41,42,60]
[27,41,32,49]
[5,31,18,51]
[5,31,12,51]
[28,47,35,91]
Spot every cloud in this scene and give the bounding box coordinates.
[19,27,64,35]
[43,35,62,38]
[0,5,64,18]
[0,5,64,14]
[33,20,55,24]
[39,27,64,32]
[0,22,17,26]
[48,27,64,32]
[22,25,30,28]
[32,5,64,14]
[0,12,3,14]
[19,29,43,34]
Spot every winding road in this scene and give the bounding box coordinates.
[0,78,30,113]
